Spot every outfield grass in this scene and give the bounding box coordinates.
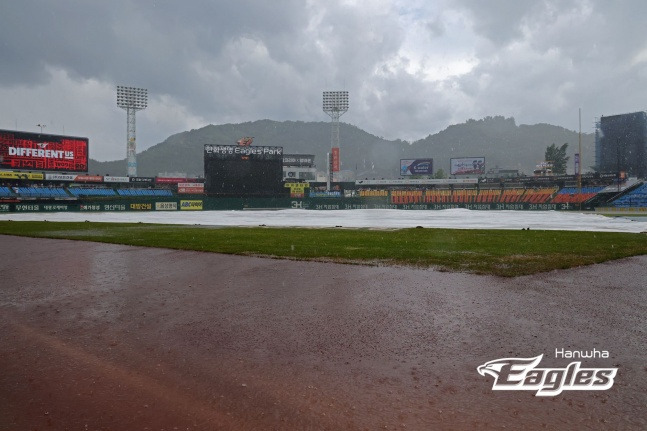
[0,221,645,277]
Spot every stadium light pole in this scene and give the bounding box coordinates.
[616,137,621,192]
[37,124,46,134]
[117,85,148,177]
[578,108,582,210]
[323,91,349,191]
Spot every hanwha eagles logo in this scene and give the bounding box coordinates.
[477,354,617,396]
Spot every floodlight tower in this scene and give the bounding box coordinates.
[117,85,148,177]
[323,91,349,190]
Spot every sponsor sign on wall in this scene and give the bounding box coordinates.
[180,200,203,210]
[130,203,153,210]
[14,204,41,212]
[155,202,178,211]
[1,171,45,180]
[450,157,485,175]
[156,177,187,184]
[104,176,131,183]
[45,173,76,181]
[284,182,309,198]
[400,159,434,176]
[309,191,341,198]
[44,173,107,182]
[356,178,478,185]
[74,175,103,182]
[0,129,88,172]
[283,154,315,167]
[42,204,70,211]
[81,204,127,211]
[130,177,155,183]
[177,182,204,194]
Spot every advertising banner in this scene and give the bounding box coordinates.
[332,147,340,172]
[104,176,131,183]
[155,202,178,211]
[102,204,127,211]
[180,200,203,210]
[80,203,126,211]
[0,129,88,172]
[204,145,283,159]
[42,204,70,212]
[44,174,105,182]
[177,182,204,194]
[45,173,76,181]
[283,154,315,167]
[356,178,478,186]
[80,204,103,211]
[156,177,187,184]
[130,203,153,210]
[284,182,309,198]
[309,191,341,198]
[74,175,103,182]
[130,177,155,183]
[450,157,485,175]
[14,203,41,212]
[1,170,45,180]
[400,159,434,176]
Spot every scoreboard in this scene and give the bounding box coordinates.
[204,144,286,196]
[0,129,88,172]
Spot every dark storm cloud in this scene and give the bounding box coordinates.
[454,0,647,126]
[0,0,645,161]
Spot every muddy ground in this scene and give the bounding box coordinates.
[0,235,645,430]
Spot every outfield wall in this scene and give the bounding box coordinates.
[0,195,581,212]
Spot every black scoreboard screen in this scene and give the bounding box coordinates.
[204,145,286,196]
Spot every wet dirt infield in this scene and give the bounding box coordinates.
[1,235,645,430]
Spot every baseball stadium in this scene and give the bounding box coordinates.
[0,125,646,215]
[1,110,647,430]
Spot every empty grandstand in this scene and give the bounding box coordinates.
[552,187,606,204]
[13,186,69,198]
[520,187,557,203]
[610,183,647,208]
[0,186,14,197]
[0,167,642,212]
[117,189,173,197]
[386,187,560,205]
[68,187,117,197]
[358,189,389,197]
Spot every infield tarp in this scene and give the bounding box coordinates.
[0,208,646,233]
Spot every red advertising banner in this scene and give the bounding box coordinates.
[332,147,340,172]
[177,182,204,194]
[0,129,88,172]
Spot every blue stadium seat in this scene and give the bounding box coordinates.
[611,183,647,207]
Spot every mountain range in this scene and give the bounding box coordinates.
[89,116,595,178]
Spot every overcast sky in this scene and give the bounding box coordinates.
[1,0,646,161]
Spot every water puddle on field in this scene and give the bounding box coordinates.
[38,229,119,238]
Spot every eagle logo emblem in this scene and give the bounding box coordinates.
[477,354,617,396]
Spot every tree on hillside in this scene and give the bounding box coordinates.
[433,168,447,179]
[545,143,569,174]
